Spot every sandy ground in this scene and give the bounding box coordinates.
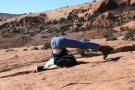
[0,40,134,90]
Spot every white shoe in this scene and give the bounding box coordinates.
[43,58,58,69]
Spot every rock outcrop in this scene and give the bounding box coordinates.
[96,0,135,13]
[0,13,48,33]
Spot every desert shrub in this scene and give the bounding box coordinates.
[41,42,51,50]
[29,32,36,36]
[46,21,52,25]
[133,16,135,20]
[128,16,133,20]
[123,29,135,41]
[81,9,87,13]
[120,27,128,31]
[77,48,86,57]
[119,14,124,24]
[40,13,47,17]
[59,17,66,23]
[31,47,39,50]
[60,32,66,35]
[78,17,85,23]
[12,29,21,33]
[23,48,28,51]
[52,19,58,24]
[104,34,117,41]
[40,35,47,38]
[1,30,16,38]
[5,49,16,52]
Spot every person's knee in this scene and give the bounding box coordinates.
[51,37,64,48]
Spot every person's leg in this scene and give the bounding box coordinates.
[51,37,101,50]
[51,36,101,60]
[51,37,114,59]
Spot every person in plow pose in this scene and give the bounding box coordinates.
[36,36,114,72]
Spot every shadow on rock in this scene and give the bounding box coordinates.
[104,56,122,62]
[0,71,33,79]
[89,56,122,64]
[83,53,102,58]
[77,61,90,65]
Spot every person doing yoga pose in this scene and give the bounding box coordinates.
[36,36,114,72]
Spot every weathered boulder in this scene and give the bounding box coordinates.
[96,0,119,13]
[96,0,134,13]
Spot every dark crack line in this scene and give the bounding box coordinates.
[61,82,94,88]
[0,58,48,73]
[61,83,78,88]
[61,77,129,88]
[0,70,34,78]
